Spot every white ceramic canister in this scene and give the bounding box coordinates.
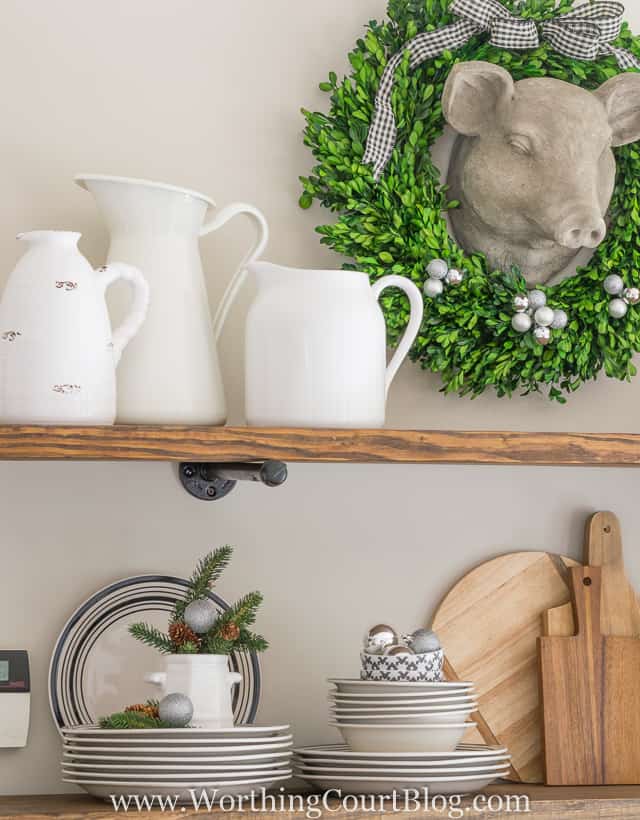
[0,231,149,424]
[244,263,424,428]
[146,654,241,730]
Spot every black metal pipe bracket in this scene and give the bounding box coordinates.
[179,461,288,501]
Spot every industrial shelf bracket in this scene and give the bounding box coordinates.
[179,461,288,501]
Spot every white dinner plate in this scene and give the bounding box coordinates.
[63,768,292,782]
[332,722,475,754]
[64,733,292,747]
[50,576,261,733]
[294,743,508,760]
[63,750,292,764]
[64,760,291,772]
[64,774,291,802]
[328,679,474,694]
[63,740,293,756]
[62,725,287,739]
[294,763,511,777]
[298,773,502,795]
[330,695,476,708]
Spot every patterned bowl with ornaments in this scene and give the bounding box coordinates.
[360,650,444,683]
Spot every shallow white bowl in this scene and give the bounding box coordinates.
[331,708,477,726]
[330,694,476,708]
[331,722,475,754]
[328,679,474,695]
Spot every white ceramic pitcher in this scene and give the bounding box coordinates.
[146,655,241,730]
[0,231,149,425]
[76,175,268,425]
[244,263,424,428]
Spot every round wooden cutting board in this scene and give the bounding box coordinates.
[431,551,579,784]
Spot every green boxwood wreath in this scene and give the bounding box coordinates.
[300,0,640,401]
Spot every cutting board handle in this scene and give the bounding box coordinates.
[571,566,602,640]
[585,512,623,566]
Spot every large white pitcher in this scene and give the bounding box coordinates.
[76,175,268,425]
[245,263,424,428]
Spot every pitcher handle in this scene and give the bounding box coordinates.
[201,203,269,341]
[145,672,167,688]
[98,263,150,366]
[371,275,424,396]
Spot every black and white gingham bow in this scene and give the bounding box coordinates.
[363,0,640,180]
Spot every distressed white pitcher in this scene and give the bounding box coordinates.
[76,175,269,425]
[245,263,424,428]
[0,231,149,425]
[146,655,241,729]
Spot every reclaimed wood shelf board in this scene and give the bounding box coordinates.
[0,426,640,465]
[4,786,640,819]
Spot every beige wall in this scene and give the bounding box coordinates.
[2,0,640,796]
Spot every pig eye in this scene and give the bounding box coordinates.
[508,136,533,156]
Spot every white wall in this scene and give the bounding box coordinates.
[1,0,640,795]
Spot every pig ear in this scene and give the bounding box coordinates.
[595,73,640,147]
[442,61,515,136]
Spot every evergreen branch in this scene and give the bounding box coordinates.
[213,591,263,631]
[238,627,269,653]
[129,622,173,654]
[202,635,236,655]
[172,546,233,622]
[99,712,173,730]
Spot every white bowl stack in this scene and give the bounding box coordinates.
[294,680,511,796]
[61,725,293,803]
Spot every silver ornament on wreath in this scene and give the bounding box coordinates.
[423,259,465,299]
[511,290,568,345]
[184,598,218,634]
[604,275,639,319]
[159,693,194,727]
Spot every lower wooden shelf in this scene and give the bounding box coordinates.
[3,785,640,819]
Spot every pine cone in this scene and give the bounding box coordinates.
[169,621,201,649]
[220,622,241,641]
[125,702,160,719]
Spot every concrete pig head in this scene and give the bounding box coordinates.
[442,61,640,286]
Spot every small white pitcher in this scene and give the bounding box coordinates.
[146,655,241,729]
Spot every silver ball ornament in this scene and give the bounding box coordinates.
[384,644,415,657]
[446,268,464,287]
[364,624,398,655]
[624,287,640,305]
[551,309,568,331]
[184,598,218,634]
[158,693,194,727]
[409,629,441,654]
[424,278,444,299]
[609,298,629,319]
[604,274,625,296]
[534,306,555,328]
[513,294,529,313]
[534,325,552,346]
[528,290,547,311]
[512,313,532,334]
[426,259,449,280]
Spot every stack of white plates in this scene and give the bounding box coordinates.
[328,678,479,753]
[62,725,293,802]
[294,744,512,796]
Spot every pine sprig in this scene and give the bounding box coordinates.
[99,712,173,730]
[128,622,173,654]
[172,546,233,622]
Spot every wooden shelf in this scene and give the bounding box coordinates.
[4,785,640,818]
[0,426,639,466]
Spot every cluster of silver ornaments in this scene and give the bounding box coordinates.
[603,274,640,319]
[423,259,465,299]
[184,598,218,634]
[364,624,441,657]
[511,290,568,346]
[158,693,194,727]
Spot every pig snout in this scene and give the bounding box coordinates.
[555,209,607,250]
